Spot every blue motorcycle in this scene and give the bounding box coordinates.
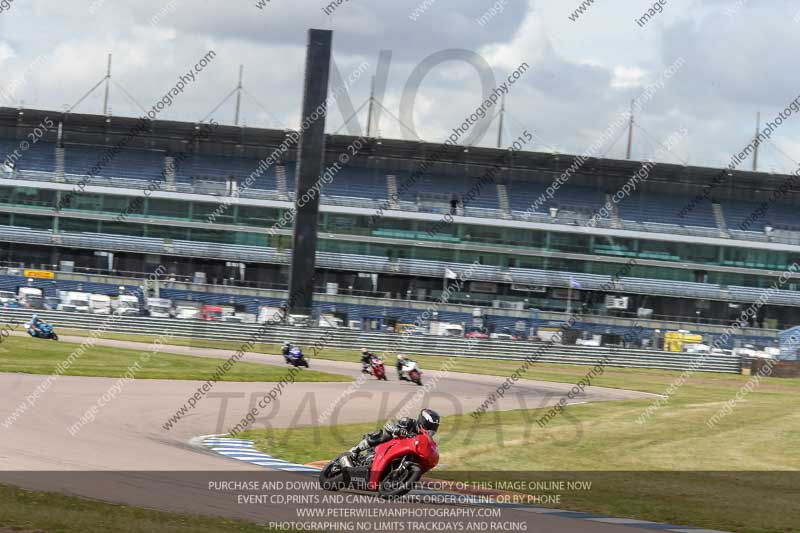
[30,322,58,341]
[286,347,309,368]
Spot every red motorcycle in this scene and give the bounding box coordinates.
[319,428,439,498]
[368,356,387,381]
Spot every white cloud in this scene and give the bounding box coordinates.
[0,0,797,173]
[611,66,646,89]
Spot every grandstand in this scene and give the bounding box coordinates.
[1,106,800,334]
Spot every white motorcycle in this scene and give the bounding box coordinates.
[399,359,423,386]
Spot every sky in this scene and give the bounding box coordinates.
[1,0,800,174]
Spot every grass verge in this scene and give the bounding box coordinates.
[239,368,800,533]
[0,336,348,382]
[0,483,291,533]
[48,327,758,392]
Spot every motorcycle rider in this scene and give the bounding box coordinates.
[396,354,410,380]
[344,409,441,466]
[281,342,293,363]
[360,347,376,373]
[27,313,43,337]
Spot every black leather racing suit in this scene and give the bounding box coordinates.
[349,418,418,456]
[361,351,376,372]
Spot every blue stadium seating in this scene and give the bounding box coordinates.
[4,137,800,246]
[619,192,717,228]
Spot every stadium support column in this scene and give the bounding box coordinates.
[287,29,332,316]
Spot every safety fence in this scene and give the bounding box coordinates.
[1,308,742,374]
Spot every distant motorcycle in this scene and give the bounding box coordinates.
[400,359,423,386]
[286,347,309,368]
[368,356,387,380]
[31,323,58,341]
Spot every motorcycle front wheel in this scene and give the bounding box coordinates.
[378,462,422,498]
[319,458,346,491]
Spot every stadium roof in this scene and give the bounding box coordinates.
[0,106,793,196]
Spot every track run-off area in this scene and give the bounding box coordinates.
[1,333,720,532]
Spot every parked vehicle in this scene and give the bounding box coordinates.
[59,291,91,313]
[200,305,223,321]
[464,327,490,339]
[173,302,201,320]
[0,290,19,307]
[576,334,602,347]
[319,427,439,498]
[319,313,343,328]
[287,314,311,326]
[663,330,703,352]
[89,294,112,315]
[685,343,711,354]
[396,323,425,335]
[146,297,173,318]
[490,327,520,341]
[238,313,257,324]
[258,305,285,324]
[112,294,140,316]
[43,296,60,310]
[17,287,44,309]
[429,322,464,337]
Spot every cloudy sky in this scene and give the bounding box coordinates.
[1,0,799,173]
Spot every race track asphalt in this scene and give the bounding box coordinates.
[0,334,673,532]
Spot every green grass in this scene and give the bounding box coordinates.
[38,329,800,530]
[239,368,800,533]
[53,327,754,391]
[0,483,295,533]
[0,336,349,382]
